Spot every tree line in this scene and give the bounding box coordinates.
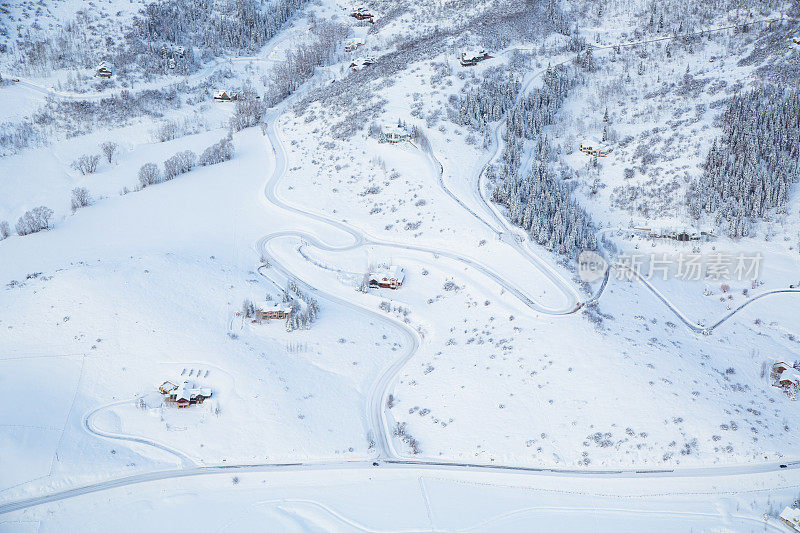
[687,86,800,237]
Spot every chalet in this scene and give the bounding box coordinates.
[164,380,212,407]
[776,368,800,390]
[256,301,293,322]
[460,49,490,67]
[781,507,800,532]
[579,139,612,157]
[369,266,405,289]
[345,39,365,52]
[213,90,238,102]
[349,56,376,71]
[350,7,375,22]
[95,61,113,78]
[381,122,412,143]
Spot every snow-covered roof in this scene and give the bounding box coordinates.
[781,506,800,527]
[263,301,293,313]
[371,266,405,283]
[461,49,486,61]
[581,138,606,147]
[214,90,235,98]
[778,368,800,383]
[173,380,212,401]
[382,123,409,136]
[774,361,793,369]
[96,61,113,71]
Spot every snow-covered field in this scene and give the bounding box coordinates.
[2,0,800,528]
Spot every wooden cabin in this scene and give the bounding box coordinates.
[213,90,238,102]
[369,266,405,289]
[460,49,490,67]
[256,302,293,322]
[350,7,375,22]
[579,139,612,157]
[95,62,113,78]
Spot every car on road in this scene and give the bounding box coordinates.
[11,78,20,82]
[780,464,788,468]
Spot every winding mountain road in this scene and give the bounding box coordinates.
[5,14,800,517]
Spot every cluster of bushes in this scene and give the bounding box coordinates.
[14,206,54,236]
[139,135,234,189]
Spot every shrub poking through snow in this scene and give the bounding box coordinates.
[138,162,160,188]
[70,187,92,212]
[101,141,118,163]
[15,206,54,235]
[72,154,100,175]
[163,150,196,180]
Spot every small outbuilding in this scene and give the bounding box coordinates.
[95,61,113,78]
[369,266,405,289]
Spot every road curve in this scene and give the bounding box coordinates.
[83,399,197,468]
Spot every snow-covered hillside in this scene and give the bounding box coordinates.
[2,0,800,529]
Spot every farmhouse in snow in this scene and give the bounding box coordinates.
[213,90,238,102]
[460,49,490,66]
[381,122,412,143]
[350,7,375,22]
[160,380,212,407]
[781,507,800,531]
[95,61,113,78]
[369,266,405,289]
[256,301,294,322]
[579,139,612,157]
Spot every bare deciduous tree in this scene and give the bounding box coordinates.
[101,141,118,163]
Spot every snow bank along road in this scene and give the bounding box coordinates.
[3,458,800,515]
